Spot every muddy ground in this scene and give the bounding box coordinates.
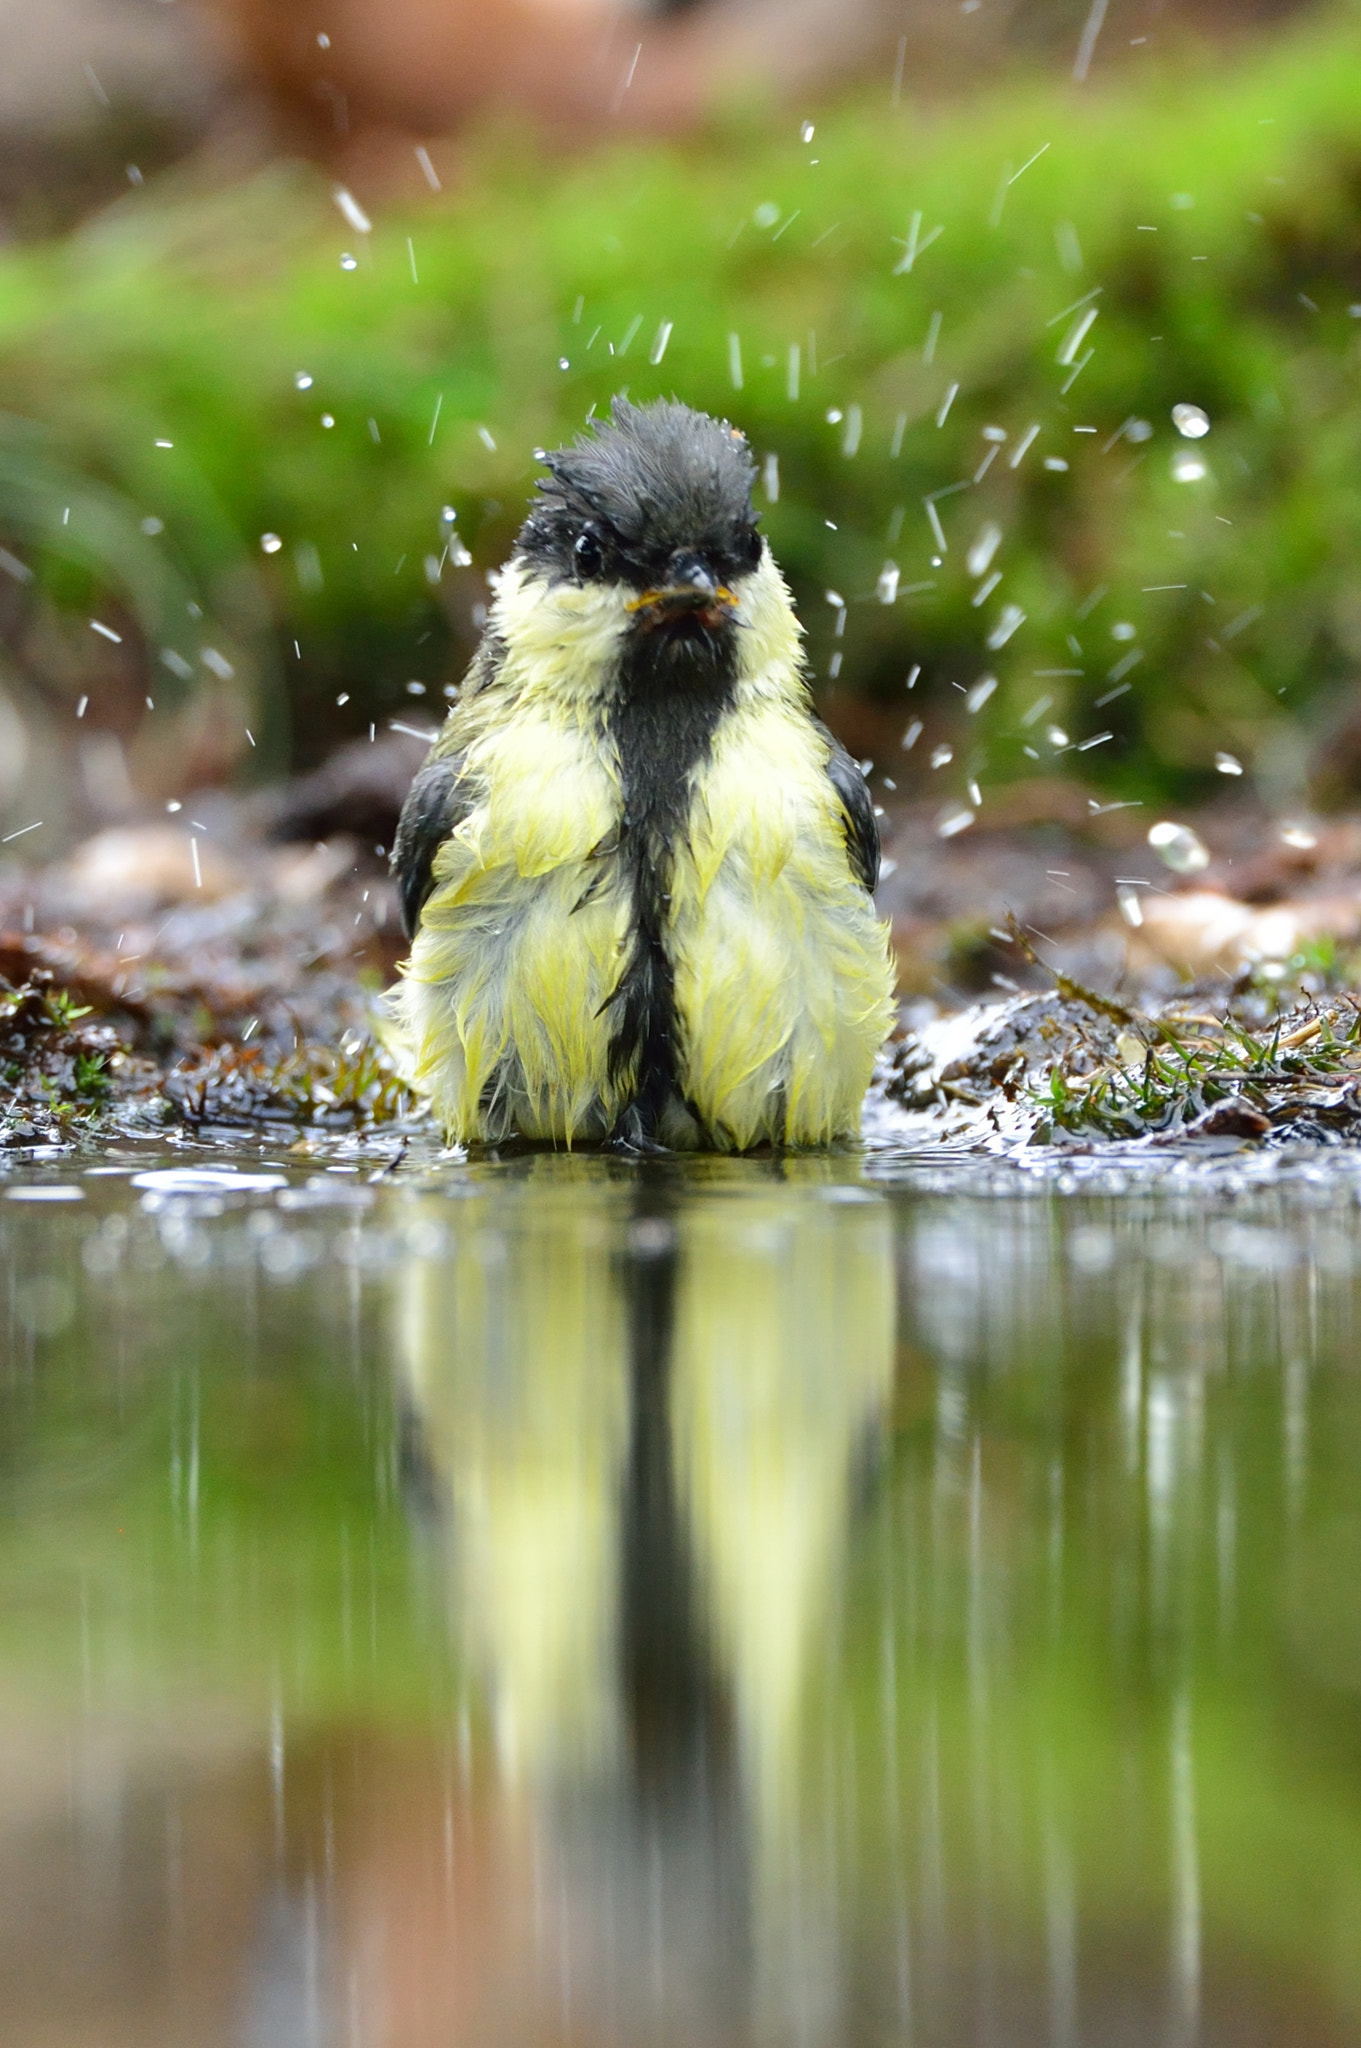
[1,735,1359,1158]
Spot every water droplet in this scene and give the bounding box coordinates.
[332,186,372,236]
[1111,621,1137,641]
[132,1168,286,1194]
[986,603,1026,650]
[1126,418,1154,443]
[1280,822,1318,850]
[340,252,358,271]
[1172,403,1210,439]
[1043,457,1069,472]
[1045,725,1069,749]
[320,414,335,429]
[753,201,780,229]
[937,804,975,839]
[1171,450,1208,483]
[876,563,900,604]
[1148,820,1210,873]
[558,357,570,370]
[800,121,815,142]
[261,533,282,554]
[929,744,953,768]
[140,515,164,536]
[1215,750,1243,775]
[294,371,314,390]
[967,523,1002,578]
[825,407,843,424]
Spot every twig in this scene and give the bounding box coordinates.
[1003,911,1181,1042]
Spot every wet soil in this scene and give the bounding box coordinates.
[2,752,1360,1164]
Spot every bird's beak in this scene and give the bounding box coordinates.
[626,553,736,623]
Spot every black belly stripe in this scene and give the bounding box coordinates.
[604,621,738,1145]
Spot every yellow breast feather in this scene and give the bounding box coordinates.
[671,698,895,1150]
[389,698,630,1144]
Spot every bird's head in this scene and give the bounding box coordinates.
[507,398,791,694]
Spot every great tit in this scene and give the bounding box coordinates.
[387,397,896,1151]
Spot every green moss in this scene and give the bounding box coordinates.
[1033,996,1361,1138]
[163,1039,412,1130]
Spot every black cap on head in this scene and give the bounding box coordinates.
[518,397,761,591]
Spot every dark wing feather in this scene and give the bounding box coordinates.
[391,754,469,941]
[391,633,505,942]
[819,727,880,891]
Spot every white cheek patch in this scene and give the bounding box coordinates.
[731,549,805,695]
[489,545,804,714]
[492,561,631,712]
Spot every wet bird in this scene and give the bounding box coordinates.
[387,397,895,1151]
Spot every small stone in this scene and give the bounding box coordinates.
[1185,1098,1270,1140]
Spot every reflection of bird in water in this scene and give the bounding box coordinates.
[666,1177,895,2039]
[387,1160,895,2043]
[397,1160,633,1782]
[670,1180,893,1810]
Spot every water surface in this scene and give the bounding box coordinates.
[2,1147,1361,2046]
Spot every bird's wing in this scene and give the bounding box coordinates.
[391,751,472,941]
[391,636,505,941]
[818,726,880,891]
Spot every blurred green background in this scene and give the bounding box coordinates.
[1,0,1360,838]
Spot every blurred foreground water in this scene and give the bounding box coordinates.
[4,1149,1361,2045]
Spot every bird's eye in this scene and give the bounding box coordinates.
[573,530,603,579]
[736,525,762,572]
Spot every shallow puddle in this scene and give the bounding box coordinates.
[2,1146,1361,2044]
